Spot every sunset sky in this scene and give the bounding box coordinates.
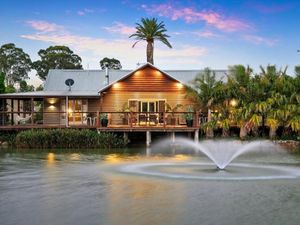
[1,0,300,84]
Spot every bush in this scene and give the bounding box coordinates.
[15,129,127,149]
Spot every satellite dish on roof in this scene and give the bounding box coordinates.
[65,78,74,91]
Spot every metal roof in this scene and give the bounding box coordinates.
[0,65,227,98]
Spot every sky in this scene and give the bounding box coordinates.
[0,0,300,86]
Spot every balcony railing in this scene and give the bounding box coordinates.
[0,111,202,129]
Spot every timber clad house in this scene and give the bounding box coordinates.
[0,63,226,142]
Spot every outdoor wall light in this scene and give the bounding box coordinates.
[113,83,120,88]
[230,99,237,107]
[176,83,183,88]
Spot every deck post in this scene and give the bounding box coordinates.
[11,99,14,125]
[31,98,34,125]
[146,131,151,147]
[171,132,175,143]
[195,111,199,127]
[65,96,69,127]
[96,111,100,128]
[123,132,128,143]
[194,129,199,143]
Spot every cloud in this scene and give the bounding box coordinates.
[192,30,221,38]
[243,35,278,46]
[26,20,64,33]
[103,22,136,35]
[141,3,252,32]
[21,20,208,69]
[77,8,95,16]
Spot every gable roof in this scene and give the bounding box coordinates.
[99,63,185,93]
[0,64,227,97]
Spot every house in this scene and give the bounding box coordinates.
[0,63,226,143]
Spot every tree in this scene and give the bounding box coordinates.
[129,18,172,64]
[99,57,122,70]
[188,68,223,138]
[36,84,44,91]
[19,80,34,92]
[32,46,82,80]
[5,85,16,93]
[0,43,32,85]
[0,72,5,94]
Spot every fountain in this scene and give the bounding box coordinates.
[118,138,300,181]
[157,138,275,170]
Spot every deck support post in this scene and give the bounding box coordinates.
[146,131,151,147]
[123,132,128,143]
[171,132,175,143]
[194,129,199,143]
[31,98,34,125]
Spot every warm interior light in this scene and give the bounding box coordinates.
[176,83,183,88]
[230,99,237,107]
[113,82,120,88]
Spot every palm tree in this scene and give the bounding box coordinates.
[187,68,223,138]
[129,18,172,64]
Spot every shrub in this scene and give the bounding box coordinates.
[15,129,127,149]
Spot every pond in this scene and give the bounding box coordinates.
[0,147,300,225]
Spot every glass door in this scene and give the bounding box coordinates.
[68,99,87,125]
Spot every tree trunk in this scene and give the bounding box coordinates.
[146,41,154,64]
[239,125,248,139]
[269,127,277,139]
[206,108,214,138]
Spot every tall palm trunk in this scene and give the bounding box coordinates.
[239,125,248,139]
[269,126,277,139]
[206,108,214,138]
[146,40,154,64]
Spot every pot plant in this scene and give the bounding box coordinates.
[100,113,108,127]
[166,103,182,125]
[184,106,194,127]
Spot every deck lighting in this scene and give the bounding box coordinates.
[230,99,237,107]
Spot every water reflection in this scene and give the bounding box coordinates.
[104,174,186,225]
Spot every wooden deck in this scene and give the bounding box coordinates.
[0,124,199,132]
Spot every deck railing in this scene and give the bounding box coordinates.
[0,111,202,129]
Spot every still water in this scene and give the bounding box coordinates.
[1,150,300,225]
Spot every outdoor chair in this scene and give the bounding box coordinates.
[149,114,158,125]
[138,114,147,125]
[15,114,32,125]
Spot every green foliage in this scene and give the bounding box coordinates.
[130,18,172,64]
[184,106,194,121]
[0,132,17,148]
[15,129,127,149]
[100,57,122,70]
[100,113,108,120]
[19,80,34,92]
[0,43,32,85]
[5,84,16,93]
[0,72,5,93]
[32,45,82,80]
[36,84,44,91]
[189,64,300,139]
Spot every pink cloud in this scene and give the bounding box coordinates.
[193,30,220,38]
[26,20,64,33]
[103,22,136,35]
[141,3,252,32]
[243,35,278,46]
